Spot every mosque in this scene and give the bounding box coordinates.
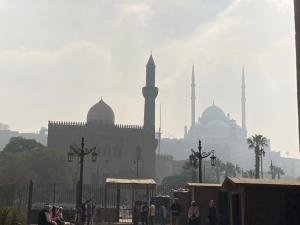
[184,66,253,168]
[47,55,158,184]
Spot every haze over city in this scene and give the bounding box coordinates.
[0,0,298,157]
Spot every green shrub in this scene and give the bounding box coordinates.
[0,207,26,225]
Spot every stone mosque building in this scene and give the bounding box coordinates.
[47,55,158,184]
[184,66,253,168]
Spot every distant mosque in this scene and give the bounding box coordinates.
[47,55,158,184]
[184,66,252,167]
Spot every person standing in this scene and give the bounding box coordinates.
[148,200,156,225]
[158,205,167,225]
[170,198,181,225]
[141,202,149,225]
[132,203,139,225]
[188,201,200,225]
[208,200,217,225]
[86,200,94,225]
[81,202,87,225]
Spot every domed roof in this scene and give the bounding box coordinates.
[205,120,229,129]
[87,99,115,125]
[201,104,226,123]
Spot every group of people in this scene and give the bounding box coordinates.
[80,199,95,225]
[132,198,182,225]
[133,198,217,225]
[38,204,65,225]
[188,200,217,225]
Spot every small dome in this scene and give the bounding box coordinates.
[87,99,115,125]
[201,104,226,123]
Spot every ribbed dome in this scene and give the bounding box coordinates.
[87,99,115,125]
[201,104,226,123]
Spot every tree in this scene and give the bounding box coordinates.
[213,159,226,183]
[273,166,285,179]
[247,134,268,178]
[182,157,198,182]
[224,162,237,177]
[3,137,45,153]
[0,137,72,184]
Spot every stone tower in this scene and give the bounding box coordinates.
[241,68,247,133]
[143,54,158,133]
[191,65,196,127]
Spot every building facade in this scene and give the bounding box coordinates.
[47,55,158,184]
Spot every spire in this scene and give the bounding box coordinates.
[191,65,196,127]
[241,67,247,132]
[147,54,155,67]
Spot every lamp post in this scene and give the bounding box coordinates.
[189,139,216,183]
[67,137,97,224]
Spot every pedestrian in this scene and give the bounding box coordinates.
[86,200,94,225]
[158,205,167,225]
[38,204,57,225]
[170,198,181,225]
[208,200,217,225]
[141,202,149,225]
[188,201,200,225]
[132,203,139,225]
[148,200,156,225]
[81,201,87,225]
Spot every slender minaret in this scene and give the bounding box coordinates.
[241,68,246,132]
[191,65,196,127]
[143,54,158,133]
[158,104,162,155]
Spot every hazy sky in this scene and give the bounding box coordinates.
[0,0,298,157]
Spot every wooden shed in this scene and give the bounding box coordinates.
[222,177,300,225]
[185,183,222,224]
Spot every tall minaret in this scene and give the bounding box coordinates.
[143,54,158,133]
[191,65,196,127]
[142,54,158,179]
[241,68,246,132]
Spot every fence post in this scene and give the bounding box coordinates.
[27,180,33,225]
[53,183,56,205]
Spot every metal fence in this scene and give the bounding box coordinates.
[0,182,177,209]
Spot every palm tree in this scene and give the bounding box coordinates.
[247,134,268,178]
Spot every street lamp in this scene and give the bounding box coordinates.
[189,139,217,183]
[67,137,97,224]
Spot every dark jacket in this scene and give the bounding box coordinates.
[38,209,51,225]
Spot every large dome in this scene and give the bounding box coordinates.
[87,99,115,125]
[201,104,226,123]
